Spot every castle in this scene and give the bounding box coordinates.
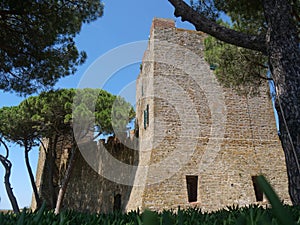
[32,18,290,212]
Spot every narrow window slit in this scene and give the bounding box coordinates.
[186,175,198,202]
[252,176,263,201]
[113,194,121,211]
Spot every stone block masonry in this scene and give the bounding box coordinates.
[32,136,138,213]
[126,18,290,212]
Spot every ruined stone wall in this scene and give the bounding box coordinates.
[32,135,73,210]
[33,136,138,213]
[127,18,290,212]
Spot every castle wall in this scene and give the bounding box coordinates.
[33,18,290,213]
[32,136,72,210]
[128,18,290,212]
[33,136,138,213]
[63,138,138,213]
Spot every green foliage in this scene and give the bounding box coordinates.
[1,204,299,225]
[0,88,135,143]
[191,0,277,95]
[0,0,104,94]
[193,0,299,96]
[190,0,220,21]
[204,34,268,95]
[192,0,300,35]
[213,0,266,34]
[71,88,135,141]
[256,175,296,225]
[0,176,298,225]
[0,104,40,148]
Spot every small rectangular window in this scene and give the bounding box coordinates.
[146,104,149,126]
[186,175,198,202]
[113,194,121,211]
[143,104,149,129]
[252,176,263,201]
[143,109,147,129]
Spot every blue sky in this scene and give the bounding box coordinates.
[0,0,195,210]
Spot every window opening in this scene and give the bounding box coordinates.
[252,176,263,201]
[186,175,198,202]
[146,104,149,126]
[113,194,121,211]
[143,104,149,129]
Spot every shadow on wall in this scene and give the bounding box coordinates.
[38,135,139,213]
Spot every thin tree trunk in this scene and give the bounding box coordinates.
[24,146,41,209]
[54,141,77,215]
[262,0,300,204]
[0,139,19,213]
[0,155,20,213]
[42,134,61,209]
[47,134,58,208]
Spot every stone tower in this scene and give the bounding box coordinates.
[126,18,290,212]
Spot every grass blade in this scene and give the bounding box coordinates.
[256,175,295,225]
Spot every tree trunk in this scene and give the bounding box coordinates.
[54,142,77,215]
[0,155,20,213]
[263,0,300,205]
[24,146,41,210]
[47,134,58,208]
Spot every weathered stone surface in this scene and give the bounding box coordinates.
[127,18,290,212]
[32,137,138,213]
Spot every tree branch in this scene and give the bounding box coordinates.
[0,138,9,159]
[92,131,103,141]
[238,50,269,69]
[37,137,48,154]
[168,0,267,54]
[256,73,273,81]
